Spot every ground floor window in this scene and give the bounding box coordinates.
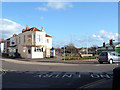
[34,47,43,52]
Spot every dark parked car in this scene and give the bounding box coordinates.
[11,52,21,58]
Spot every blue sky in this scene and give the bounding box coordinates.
[1,2,118,48]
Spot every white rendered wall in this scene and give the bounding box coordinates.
[46,37,52,49]
[35,31,46,46]
[31,47,43,58]
[0,43,4,53]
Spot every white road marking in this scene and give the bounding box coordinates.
[90,74,100,78]
[100,74,111,79]
[55,74,59,78]
[6,71,112,79]
[62,74,73,78]
[43,74,53,78]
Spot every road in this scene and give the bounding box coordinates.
[1,58,118,72]
[0,58,119,89]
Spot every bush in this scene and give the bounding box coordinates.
[62,56,98,60]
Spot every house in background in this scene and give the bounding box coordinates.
[1,25,52,59]
[0,38,4,54]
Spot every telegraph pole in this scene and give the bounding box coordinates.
[86,33,88,54]
[70,34,73,57]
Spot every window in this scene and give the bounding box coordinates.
[19,37,20,44]
[118,54,120,57]
[34,34,35,42]
[111,53,116,56]
[24,35,26,43]
[12,42,14,44]
[47,39,49,43]
[99,52,106,56]
[16,38,17,45]
[36,35,40,42]
[34,47,43,52]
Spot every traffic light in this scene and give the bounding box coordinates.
[110,39,113,46]
[103,42,105,47]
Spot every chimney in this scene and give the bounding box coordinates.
[22,29,25,33]
[41,27,44,32]
[26,25,29,30]
[0,38,4,42]
[13,34,17,37]
[33,27,36,31]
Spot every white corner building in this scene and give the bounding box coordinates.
[3,26,52,59]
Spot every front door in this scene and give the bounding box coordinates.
[27,47,31,58]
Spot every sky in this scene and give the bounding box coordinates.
[1,2,119,48]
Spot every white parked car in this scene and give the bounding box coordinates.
[98,51,120,64]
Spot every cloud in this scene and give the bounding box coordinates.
[36,2,73,11]
[53,39,70,48]
[53,30,119,48]
[0,18,23,39]
[45,2,73,10]
[36,7,48,11]
[92,34,104,41]
[40,16,44,20]
[92,30,119,42]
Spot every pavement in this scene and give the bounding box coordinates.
[1,56,98,65]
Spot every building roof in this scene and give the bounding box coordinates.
[46,34,52,38]
[24,27,42,32]
[0,38,4,42]
[7,38,10,40]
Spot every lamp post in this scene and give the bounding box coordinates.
[64,46,65,61]
[86,33,88,54]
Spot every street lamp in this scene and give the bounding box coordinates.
[64,46,65,61]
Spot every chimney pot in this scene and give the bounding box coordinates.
[22,29,25,33]
[26,25,29,30]
[0,38,4,42]
[13,34,17,37]
[33,27,36,31]
[42,27,44,31]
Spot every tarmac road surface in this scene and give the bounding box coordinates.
[2,71,113,89]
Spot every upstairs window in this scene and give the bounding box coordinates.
[34,34,35,42]
[47,39,49,43]
[24,35,26,43]
[16,38,17,44]
[36,35,40,42]
[19,37,20,44]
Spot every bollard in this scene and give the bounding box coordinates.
[112,67,120,90]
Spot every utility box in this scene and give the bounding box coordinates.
[50,47,55,58]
